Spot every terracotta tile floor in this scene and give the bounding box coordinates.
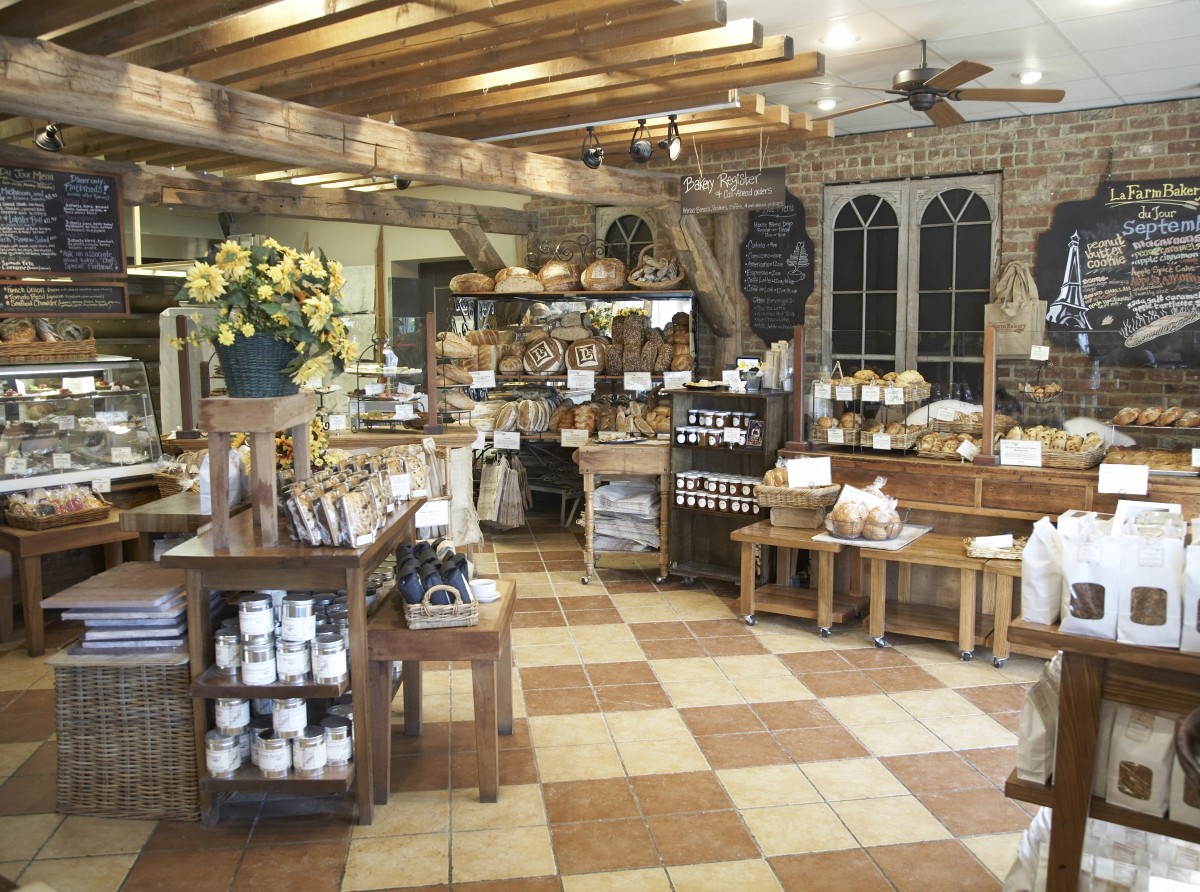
[0,507,1042,891]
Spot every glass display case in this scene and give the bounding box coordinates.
[0,357,162,493]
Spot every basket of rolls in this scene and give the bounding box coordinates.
[810,412,861,445]
[997,424,1106,469]
[754,466,841,508]
[824,479,904,542]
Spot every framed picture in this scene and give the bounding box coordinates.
[745,419,765,448]
[736,356,762,373]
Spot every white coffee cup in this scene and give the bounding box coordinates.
[470,579,498,601]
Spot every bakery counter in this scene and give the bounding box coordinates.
[326,425,477,451]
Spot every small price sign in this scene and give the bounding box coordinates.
[956,439,980,461]
[826,428,845,444]
[393,404,416,420]
[62,376,94,395]
[57,415,75,431]
[834,385,854,402]
[722,427,744,445]
[624,372,652,391]
[861,385,881,403]
[662,371,692,389]
[365,382,384,396]
[415,498,450,527]
[470,371,496,389]
[567,370,596,391]
[395,383,415,397]
[327,414,348,431]
[560,429,589,447]
[999,440,1043,467]
[1098,463,1149,496]
[92,477,111,494]
[4,455,27,474]
[110,447,133,464]
[52,452,72,469]
[390,473,411,499]
[1030,345,1051,361]
[872,433,893,450]
[813,382,832,400]
[884,386,904,406]
[494,430,521,450]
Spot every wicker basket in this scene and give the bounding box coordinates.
[51,653,199,821]
[154,451,206,497]
[755,483,840,508]
[1040,445,1107,470]
[403,584,479,630]
[863,428,927,450]
[5,500,110,530]
[810,425,859,446]
[627,243,685,290]
[0,328,96,363]
[918,446,972,461]
[964,536,1028,560]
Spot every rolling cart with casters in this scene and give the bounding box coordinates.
[576,440,670,585]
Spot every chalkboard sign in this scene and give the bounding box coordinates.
[681,166,786,215]
[0,282,128,316]
[1037,177,1200,347]
[0,164,124,276]
[740,190,814,343]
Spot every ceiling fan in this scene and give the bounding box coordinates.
[815,39,1066,127]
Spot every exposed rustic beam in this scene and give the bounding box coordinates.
[451,223,506,273]
[0,36,679,207]
[651,204,735,338]
[692,117,835,153]
[46,0,275,54]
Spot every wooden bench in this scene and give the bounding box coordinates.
[366,578,516,804]
[982,558,1023,667]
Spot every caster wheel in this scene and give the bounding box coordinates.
[993,657,1007,668]
[962,651,973,662]
[872,637,889,648]
[744,615,757,626]
[819,627,831,638]
[581,576,590,585]
[682,577,696,587]
[654,576,668,584]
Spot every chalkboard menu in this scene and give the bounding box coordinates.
[740,190,814,343]
[0,282,128,316]
[0,164,124,276]
[1037,177,1200,347]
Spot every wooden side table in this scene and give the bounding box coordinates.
[0,515,138,656]
[119,490,234,561]
[366,579,517,804]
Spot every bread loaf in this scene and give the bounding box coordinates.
[573,404,597,432]
[595,406,617,432]
[654,344,673,373]
[580,258,626,291]
[566,338,606,372]
[605,343,624,374]
[436,363,472,385]
[466,329,500,345]
[537,260,579,292]
[670,351,693,371]
[495,276,543,293]
[494,402,519,432]
[435,330,474,359]
[449,273,494,293]
[522,336,566,373]
[610,315,625,342]
[475,344,501,371]
[639,342,658,373]
[548,403,575,431]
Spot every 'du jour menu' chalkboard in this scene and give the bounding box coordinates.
[0,164,125,276]
[1037,177,1200,347]
[740,190,814,343]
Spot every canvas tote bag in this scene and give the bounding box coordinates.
[985,261,1048,357]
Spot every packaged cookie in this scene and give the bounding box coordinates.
[1059,522,1121,640]
[1105,704,1175,817]
[1116,534,1183,648]
[317,486,345,547]
[286,490,323,546]
[338,489,376,547]
[406,455,428,497]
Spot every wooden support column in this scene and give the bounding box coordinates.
[713,212,747,371]
[451,221,507,273]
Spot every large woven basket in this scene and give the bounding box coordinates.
[810,425,859,446]
[403,584,479,630]
[1039,445,1106,470]
[5,499,110,530]
[154,450,206,497]
[0,328,96,363]
[212,332,300,398]
[755,483,840,508]
[627,243,685,290]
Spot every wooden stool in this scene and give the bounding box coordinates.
[983,558,1022,667]
[859,532,988,660]
[0,515,138,656]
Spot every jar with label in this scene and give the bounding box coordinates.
[281,593,316,642]
[712,411,731,428]
[240,638,276,685]
[685,493,697,508]
[717,477,730,495]
[703,429,721,447]
[214,630,240,675]
[276,638,311,684]
[292,725,328,777]
[321,715,354,765]
[257,731,291,778]
[272,697,307,738]
[673,470,689,490]
[238,592,274,637]
[687,407,701,424]
[738,478,755,497]
[717,496,729,512]
[683,473,700,492]
[215,697,250,735]
[674,491,686,506]
[205,730,240,779]
[700,410,715,426]
[686,427,700,445]
[312,632,348,685]
[728,412,745,428]
[674,427,688,445]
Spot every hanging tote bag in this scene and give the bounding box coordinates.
[985,261,1048,358]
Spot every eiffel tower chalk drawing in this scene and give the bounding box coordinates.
[1047,231,1090,330]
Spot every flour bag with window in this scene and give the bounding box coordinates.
[1105,704,1176,817]
[1059,520,1121,639]
[1115,534,1183,649]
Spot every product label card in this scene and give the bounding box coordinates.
[624,372,652,391]
[365,383,384,396]
[975,533,1014,549]
[110,447,133,463]
[51,452,71,469]
[395,383,415,397]
[1000,439,1043,467]
[4,455,26,474]
[1098,463,1149,496]
[57,415,75,430]
[393,403,416,420]
[872,433,893,450]
[956,439,980,461]
[1030,345,1051,361]
[722,427,744,445]
[567,370,595,390]
[560,429,589,447]
[835,385,854,402]
[884,386,905,406]
[1138,545,1165,568]
[389,473,411,499]
[92,477,111,493]
[95,411,127,424]
[939,406,958,422]
[662,371,692,389]
[327,414,348,431]
[415,498,450,527]
[62,376,94,395]
[826,428,845,444]
[813,382,832,400]
[861,385,881,402]
[785,456,831,487]
[722,369,742,388]
[470,371,496,389]
[493,430,521,450]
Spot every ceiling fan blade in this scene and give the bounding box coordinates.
[925,100,966,128]
[814,97,905,121]
[924,60,992,91]
[954,88,1066,103]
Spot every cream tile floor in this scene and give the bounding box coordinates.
[0,507,1040,891]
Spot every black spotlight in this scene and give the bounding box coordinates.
[581,126,604,169]
[629,119,653,163]
[34,123,63,153]
[392,175,411,190]
[657,114,681,162]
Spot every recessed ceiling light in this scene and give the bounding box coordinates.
[817,98,839,111]
[818,24,859,49]
[1018,69,1044,85]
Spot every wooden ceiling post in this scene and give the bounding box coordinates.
[451,222,507,274]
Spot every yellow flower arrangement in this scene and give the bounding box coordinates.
[173,238,357,385]
[275,418,330,471]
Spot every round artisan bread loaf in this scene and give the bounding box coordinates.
[449,272,494,293]
[522,336,566,373]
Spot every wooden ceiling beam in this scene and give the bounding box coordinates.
[49,0,274,54]
[0,35,679,207]
[690,117,835,153]
[0,0,140,40]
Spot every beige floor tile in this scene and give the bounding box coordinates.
[515,644,582,667]
[820,694,911,725]
[672,603,739,621]
[716,765,822,809]
[344,834,449,890]
[922,661,1012,688]
[0,861,26,883]
[515,583,558,596]
[849,720,950,757]
[890,688,984,720]
[715,654,791,678]
[650,657,725,683]
[494,542,537,553]
[605,708,692,742]
[0,742,41,779]
[892,642,967,664]
[0,814,63,861]
[0,657,52,689]
[998,659,1048,684]
[452,825,556,883]
[420,694,451,723]
[963,831,1024,879]
[801,757,910,801]
[730,674,816,703]
[754,632,837,654]
[507,571,552,584]
[608,592,670,608]
[617,737,709,775]
[741,803,858,855]
[577,641,647,663]
[570,624,637,644]
[40,815,155,858]
[352,790,448,837]
[619,606,680,623]
[535,741,625,783]
[451,783,546,830]
[819,630,873,650]
[563,867,673,892]
[29,672,57,690]
[528,714,612,748]
[661,678,744,708]
[513,628,575,647]
[832,795,952,847]
[662,591,722,608]
[922,714,1018,750]
[668,859,784,892]
[21,854,135,892]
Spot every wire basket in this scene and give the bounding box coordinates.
[627,243,685,290]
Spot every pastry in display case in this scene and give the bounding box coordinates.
[0,358,161,493]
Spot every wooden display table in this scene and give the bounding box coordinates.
[729,520,866,635]
[0,514,138,656]
[119,490,244,561]
[366,578,516,804]
[859,531,990,660]
[1005,620,1200,889]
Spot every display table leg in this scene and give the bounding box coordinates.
[959,568,977,655]
[497,631,514,736]
[739,539,755,619]
[402,659,423,736]
[0,550,12,643]
[19,556,43,657]
[867,558,886,642]
[992,575,1013,662]
[369,659,392,805]
[816,550,834,631]
[471,658,500,802]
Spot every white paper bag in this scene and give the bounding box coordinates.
[1060,529,1122,639]
[1017,653,1062,784]
[1116,536,1183,649]
[1106,704,1176,817]
[1021,516,1063,625]
[1170,755,1200,829]
[1181,545,1200,654]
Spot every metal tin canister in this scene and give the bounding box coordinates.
[248,716,272,767]
[214,697,250,735]
[292,725,328,777]
[237,592,274,637]
[320,716,353,764]
[257,731,291,778]
[251,697,273,716]
[272,697,307,739]
[281,593,316,642]
[241,639,276,685]
[276,638,311,684]
[326,702,353,728]
[311,632,348,685]
[205,730,240,778]
[214,630,240,675]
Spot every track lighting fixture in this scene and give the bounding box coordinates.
[657,114,682,161]
[34,123,63,152]
[629,119,653,163]
[392,175,411,190]
[581,126,604,169]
